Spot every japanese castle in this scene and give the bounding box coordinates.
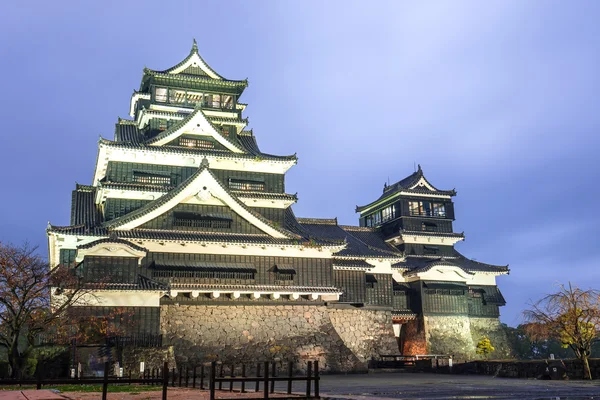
[47,41,510,368]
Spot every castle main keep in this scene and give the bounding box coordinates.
[47,41,510,371]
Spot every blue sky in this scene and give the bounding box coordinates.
[1,1,599,325]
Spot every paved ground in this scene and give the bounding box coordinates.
[319,372,600,399]
[2,374,600,399]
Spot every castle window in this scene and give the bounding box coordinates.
[409,201,446,217]
[421,221,437,232]
[132,171,171,185]
[366,274,377,289]
[229,178,265,191]
[212,94,221,108]
[155,87,167,102]
[179,137,215,149]
[223,95,233,109]
[173,212,232,229]
[271,265,296,284]
[381,205,395,222]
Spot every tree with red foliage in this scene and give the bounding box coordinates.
[0,242,92,377]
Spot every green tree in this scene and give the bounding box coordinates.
[476,337,495,359]
[523,283,600,380]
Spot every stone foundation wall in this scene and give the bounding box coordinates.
[122,346,176,375]
[469,317,512,359]
[328,309,398,362]
[160,305,396,372]
[424,315,475,358]
[422,315,510,359]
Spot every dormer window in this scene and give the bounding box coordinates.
[133,171,171,185]
[173,212,232,229]
[179,137,215,149]
[229,178,265,191]
[270,265,296,284]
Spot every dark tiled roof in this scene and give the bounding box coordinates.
[332,258,372,269]
[392,310,417,320]
[232,191,298,202]
[77,237,147,252]
[86,274,166,291]
[299,221,400,259]
[423,281,467,289]
[470,285,506,306]
[169,283,341,293]
[392,281,412,291]
[396,250,509,275]
[101,182,175,192]
[356,165,456,212]
[399,230,465,239]
[237,131,298,161]
[70,184,102,227]
[152,260,256,272]
[114,120,143,144]
[99,139,298,162]
[340,226,397,253]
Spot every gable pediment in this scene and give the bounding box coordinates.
[104,164,291,239]
[146,108,244,153]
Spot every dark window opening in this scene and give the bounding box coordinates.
[133,171,171,185]
[366,274,378,288]
[229,178,265,191]
[173,211,232,229]
[425,288,464,296]
[422,222,437,232]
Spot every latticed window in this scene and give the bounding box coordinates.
[173,212,232,229]
[152,270,255,280]
[132,171,171,185]
[229,178,265,191]
[179,137,215,149]
[409,201,446,217]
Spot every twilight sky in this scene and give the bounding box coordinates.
[1,1,599,325]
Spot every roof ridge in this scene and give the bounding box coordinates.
[297,217,338,225]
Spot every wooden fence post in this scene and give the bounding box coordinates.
[193,366,197,389]
[185,366,189,387]
[36,369,42,390]
[305,361,312,398]
[255,363,261,392]
[209,361,216,400]
[263,361,269,400]
[314,360,320,398]
[270,362,276,393]
[102,362,109,400]
[162,362,168,400]
[241,364,246,393]
[171,367,175,387]
[229,364,234,392]
[218,363,223,391]
[287,361,293,394]
[179,366,183,387]
[200,365,205,390]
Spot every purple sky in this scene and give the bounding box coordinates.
[1,1,599,326]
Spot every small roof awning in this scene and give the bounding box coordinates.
[423,281,467,290]
[151,260,256,272]
[366,274,378,283]
[271,265,296,274]
[471,285,506,306]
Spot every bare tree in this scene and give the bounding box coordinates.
[523,282,600,380]
[0,242,90,377]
